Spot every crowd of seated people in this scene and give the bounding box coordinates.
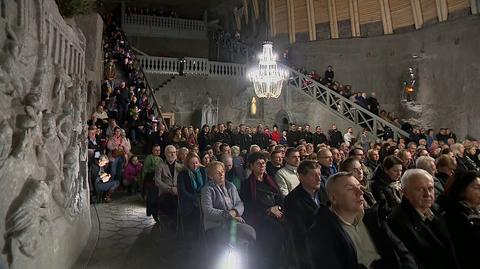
[90,13,480,269]
[125,118,478,268]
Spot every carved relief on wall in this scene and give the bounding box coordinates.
[0,0,89,267]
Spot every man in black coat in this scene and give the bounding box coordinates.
[387,169,459,269]
[232,124,251,152]
[312,126,328,149]
[307,172,416,269]
[287,123,299,147]
[303,125,313,144]
[251,125,269,150]
[213,123,231,145]
[328,124,343,149]
[284,160,328,269]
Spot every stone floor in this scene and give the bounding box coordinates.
[83,194,208,269]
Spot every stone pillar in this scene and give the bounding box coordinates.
[348,0,360,37]
[410,0,424,29]
[471,0,479,14]
[379,0,393,34]
[306,0,317,41]
[435,0,449,21]
[327,0,339,38]
[287,0,296,43]
[252,0,260,19]
[243,0,249,25]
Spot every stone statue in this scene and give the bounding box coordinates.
[3,179,51,266]
[250,96,257,116]
[0,120,13,169]
[201,97,218,127]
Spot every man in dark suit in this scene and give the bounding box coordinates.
[387,169,459,269]
[307,172,416,269]
[284,160,328,269]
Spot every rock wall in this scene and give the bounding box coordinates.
[288,16,480,139]
[0,1,91,268]
[75,13,104,114]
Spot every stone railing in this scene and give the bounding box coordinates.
[284,65,409,141]
[121,4,207,40]
[44,0,86,75]
[138,56,247,78]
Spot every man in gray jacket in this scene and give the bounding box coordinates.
[201,161,256,246]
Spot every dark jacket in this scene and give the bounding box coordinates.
[198,132,211,152]
[443,200,480,269]
[232,132,251,151]
[307,205,417,269]
[312,132,328,148]
[370,167,401,217]
[213,131,231,145]
[177,167,207,216]
[284,184,328,268]
[328,129,343,148]
[387,199,459,269]
[436,172,449,190]
[266,161,281,178]
[240,173,282,224]
[287,130,300,147]
[303,131,313,144]
[251,132,269,150]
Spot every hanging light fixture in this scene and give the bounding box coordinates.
[248,42,289,99]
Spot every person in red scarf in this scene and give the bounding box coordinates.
[270,125,282,144]
[240,152,286,269]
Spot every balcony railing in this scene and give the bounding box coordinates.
[121,3,207,40]
[138,56,247,78]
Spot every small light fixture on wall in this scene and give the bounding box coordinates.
[248,42,288,99]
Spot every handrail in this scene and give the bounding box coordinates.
[283,65,409,141]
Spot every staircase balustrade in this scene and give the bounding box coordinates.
[284,65,409,141]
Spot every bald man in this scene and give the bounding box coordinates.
[307,172,415,269]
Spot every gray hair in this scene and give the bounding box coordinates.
[164,145,177,153]
[400,169,433,189]
[415,156,435,173]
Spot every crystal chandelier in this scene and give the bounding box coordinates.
[248,42,289,99]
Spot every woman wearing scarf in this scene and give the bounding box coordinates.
[371,155,404,218]
[178,152,207,233]
[240,152,285,269]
